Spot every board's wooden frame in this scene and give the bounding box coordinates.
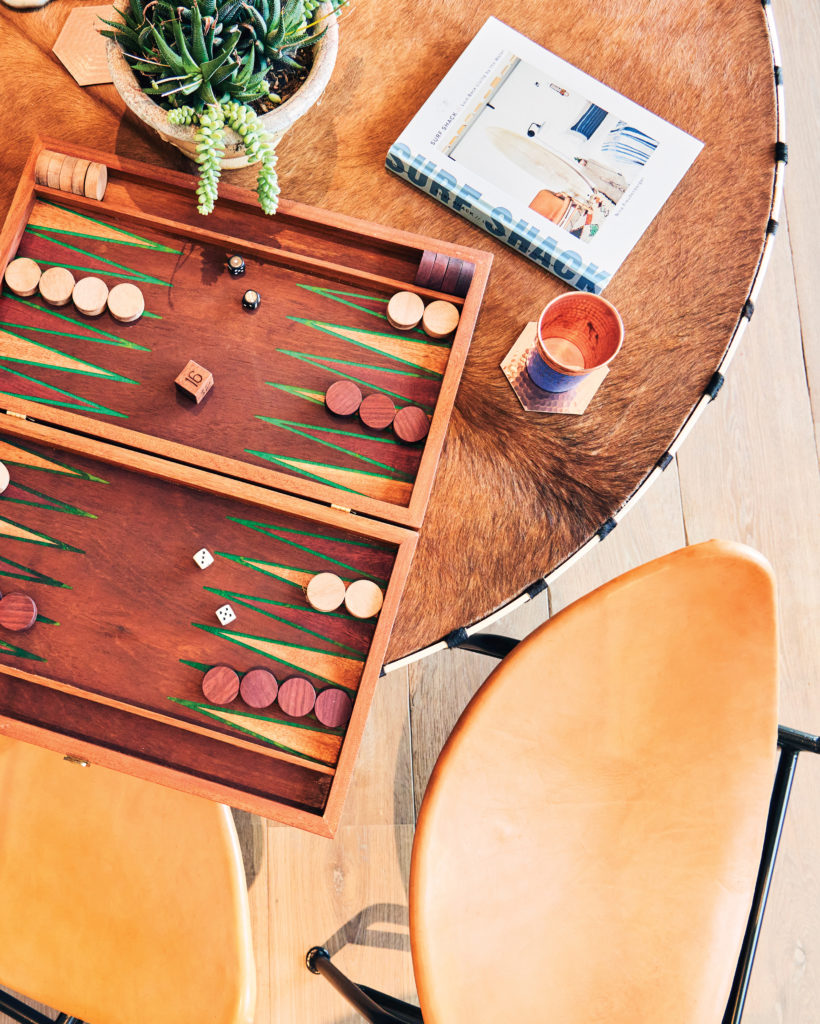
[0,138,491,834]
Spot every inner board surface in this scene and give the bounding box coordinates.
[0,432,398,773]
[0,198,452,512]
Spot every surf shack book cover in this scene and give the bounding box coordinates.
[386,17,703,294]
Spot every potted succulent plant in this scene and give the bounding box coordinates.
[103,0,344,215]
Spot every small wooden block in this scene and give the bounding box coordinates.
[306,572,346,612]
[70,158,92,197]
[52,5,114,87]
[344,579,384,619]
[201,664,239,705]
[83,161,108,201]
[46,152,68,190]
[386,291,425,331]
[415,249,437,288]
[175,359,214,404]
[38,266,76,307]
[454,260,476,298]
[314,688,353,729]
[422,299,460,339]
[0,593,38,632]
[4,257,41,297]
[440,258,464,295]
[0,462,8,496]
[72,276,109,316]
[359,393,396,430]
[427,252,450,291]
[240,667,278,709]
[107,282,145,323]
[277,676,316,718]
[325,380,362,417]
[58,156,80,194]
[393,405,430,444]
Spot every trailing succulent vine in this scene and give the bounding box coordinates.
[102,0,344,214]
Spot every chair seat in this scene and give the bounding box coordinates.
[0,738,255,1024]
[410,541,778,1024]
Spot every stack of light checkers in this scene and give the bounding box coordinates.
[414,250,475,298]
[325,381,430,445]
[200,665,353,728]
[386,290,461,340]
[3,257,144,322]
[306,572,384,619]
[34,149,108,201]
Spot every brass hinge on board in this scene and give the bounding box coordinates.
[4,410,27,420]
[64,755,91,767]
[331,503,352,513]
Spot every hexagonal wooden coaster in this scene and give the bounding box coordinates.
[52,6,114,87]
[501,322,609,415]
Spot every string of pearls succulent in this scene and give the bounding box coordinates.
[169,103,279,216]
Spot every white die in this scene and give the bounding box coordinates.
[216,603,236,626]
[193,548,214,569]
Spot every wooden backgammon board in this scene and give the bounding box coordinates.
[0,138,492,835]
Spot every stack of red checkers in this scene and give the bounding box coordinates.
[415,250,475,297]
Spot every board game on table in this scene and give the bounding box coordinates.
[0,139,492,835]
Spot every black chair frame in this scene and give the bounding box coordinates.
[307,633,820,1024]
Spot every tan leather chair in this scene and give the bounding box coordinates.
[307,540,819,1024]
[0,738,256,1024]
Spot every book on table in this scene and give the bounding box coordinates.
[387,17,703,294]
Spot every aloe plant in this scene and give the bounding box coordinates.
[102,0,345,214]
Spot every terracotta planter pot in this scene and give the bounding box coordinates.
[106,5,338,170]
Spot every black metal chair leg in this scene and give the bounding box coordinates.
[0,988,81,1024]
[306,947,422,1023]
[450,633,520,659]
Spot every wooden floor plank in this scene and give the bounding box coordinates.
[676,223,820,1024]
[776,0,820,458]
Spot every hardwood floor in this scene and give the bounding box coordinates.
[1,1,817,1021]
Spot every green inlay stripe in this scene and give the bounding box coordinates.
[0,638,45,662]
[0,555,69,588]
[3,294,150,350]
[0,326,138,383]
[180,658,211,673]
[1,481,96,518]
[173,693,343,737]
[193,622,356,692]
[261,415,402,446]
[0,514,83,552]
[256,417,412,479]
[203,586,364,656]
[0,366,128,419]
[170,698,336,766]
[226,517,389,551]
[267,382,324,405]
[25,231,172,287]
[289,317,448,376]
[246,452,367,498]
[0,438,106,482]
[215,550,389,588]
[296,285,432,339]
[36,614,57,625]
[277,349,428,377]
[43,201,181,253]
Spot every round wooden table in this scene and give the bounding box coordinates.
[0,0,780,661]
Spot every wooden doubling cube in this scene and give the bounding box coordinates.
[175,360,213,404]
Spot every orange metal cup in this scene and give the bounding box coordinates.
[527,293,624,392]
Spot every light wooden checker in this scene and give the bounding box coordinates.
[107,282,144,323]
[0,461,8,496]
[387,291,425,330]
[344,579,384,619]
[306,572,346,612]
[83,161,108,201]
[39,266,76,307]
[72,276,109,316]
[4,257,41,297]
[422,299,460,339]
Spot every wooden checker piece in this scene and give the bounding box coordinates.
[34,150,52,187]
[415,249,437,288]
[306,572,346,612]
[344,579,384,619]
[0,593,38,632]
[107,282,145,323]
[58,156,81,194]
[440,258,464,296]
[72,276,109,316]
[277,676,316,718]
[83,161,108,202]
[240,667,278,709]
[0,461,8,496]
[359,393,396,430]
[314,688,353,729]
[393,405,430,444]
[427,252,450,291]
[422,299,460,339]
[38,266,76,307]
[46,152,67,190]
[325,380,362,417]
[386,291,424,331]
[70,158,92,197]
[454,260,476,298]
[4,257,41,297]
[201,664,239,705]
